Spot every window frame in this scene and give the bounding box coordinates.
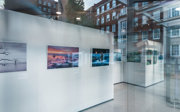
[171,45,180,56]
[142,31,148,41]
[153,29,160,40]
[112,24,116,32]
[170,28,180,38]
[106,14,110,22]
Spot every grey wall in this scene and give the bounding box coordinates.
[0,10,114,112]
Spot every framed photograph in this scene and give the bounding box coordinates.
[47,46,79,69]
[127,52,141,63]
[92,48,110,67]
[0,42,27,73]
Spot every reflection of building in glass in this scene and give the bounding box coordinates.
[88,0,127,61]
[4,0,63,20]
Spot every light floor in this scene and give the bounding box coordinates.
[82,82,180,112]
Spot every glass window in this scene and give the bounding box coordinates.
[38,6,42,10]
[153,10,160,20]
[120,7,127,16]
[101,6,104,13]
[97,8,100,15]
[142,2,148,7]
[43,1,46,5]
[106,14,110,22]
[142,16,148,24]
[153,29,160,39]
[53,4,56,8]
[133,33,138,42]
[112,11,116,20]
[38,0,42,4]
[134,17,138,27]
[107,3,110,10]
[97,18,100,25]
[43,7,46,11]
[142,31,148,40]
[112,0,116,8]
[172,8,179,17]
[119,34,127,43]
[168,7,180,18]
[48,9,51,13]
[106,26,110,32]
[134,3,138,10]
[48,2,51,7]
[101,16,104,24]
[112,24,116,32]
[171,45,179,56]
[101,27,104,31]
[120,21,127,30]
[171,28,180,37]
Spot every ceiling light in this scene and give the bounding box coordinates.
[176,7,180,11]
[76,17,81,21]
[56,11,61,15]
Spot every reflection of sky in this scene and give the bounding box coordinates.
[0,42,26,62]
[84,0,101,10]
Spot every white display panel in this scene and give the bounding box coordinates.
[0,10,114,112]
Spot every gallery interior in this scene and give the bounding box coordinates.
[0,0,180,112]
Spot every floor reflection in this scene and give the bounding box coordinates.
[82,82,180,112]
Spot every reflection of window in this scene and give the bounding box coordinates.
[171,45,179,56]
[101,16,104,24]
[101,6,104,13]
[107,3,110,10]
[134,3,138,9]
[112,24,116,32]
[106,26,110,32]
[48,2,51,7]
[127,52,141,63]
[97,8,100,15]
[171,28,180,37]
[53,4,56,8]
[168,7,180,18]
[38,6,42,10]
[112,11,116,20]
[48,9,51,13]
[101,27,104,31]
[133,33,138,42]
[120,21,127,30]
[142,2,148,7]
[134,17,138,26]
[43,1,46,5]
[112,0,116,7]
[119,35,127,43]
[38,0,42,4]
[43,7,46,11]
[120,7,127,16]
[142,16,148,24]
[106,14,110,22]
[142,31,148,40]
[172,8,179,17]
[153,10,160,20]
[97,18,100,25]
[153,29,160,39]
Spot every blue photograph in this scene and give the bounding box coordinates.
[92,48,110,67]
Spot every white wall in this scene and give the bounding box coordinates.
[0,10,114,112]
[112,62,123,84]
